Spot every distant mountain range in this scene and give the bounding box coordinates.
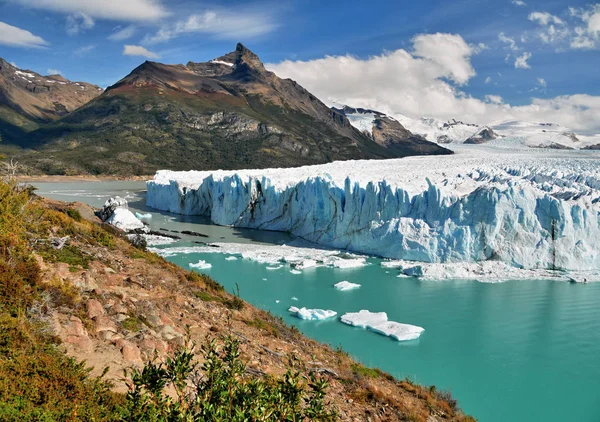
[337,104,600,150]
[0,44,449,175]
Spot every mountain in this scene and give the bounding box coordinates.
[332,106,451,156]
[394,113,600,149]
[0,58,102,140]
[4,44,450,175]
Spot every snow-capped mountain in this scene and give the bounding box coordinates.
[331,105,450,156]
[392,112,600,150]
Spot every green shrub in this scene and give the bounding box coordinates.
[123,334,337,421]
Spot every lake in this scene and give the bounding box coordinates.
[33,180,600,422]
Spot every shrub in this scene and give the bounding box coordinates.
[123,334,337,421]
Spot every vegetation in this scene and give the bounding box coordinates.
[123,334,336,421]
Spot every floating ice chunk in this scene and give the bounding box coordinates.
[341,310,388,329]
[189,260,212,270]
[135,212,152,220]
[291,297,298,301]
[334,281,361,291]
[141,234,177,246]
[262,278,267,281]
[295,259,317,270]
[332,258,367,269]
[106,208,145,231]
[266,265,283,270]
[340,310,424,341]
[225,256,238,261]
[369,321,424,341]
[381,260,404,269]
[290,269,302,275]
[288,306,337,321]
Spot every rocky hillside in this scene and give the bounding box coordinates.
[3,44,449,175]
[334,105,451,156]
[0,58,102,139]
[0,180,474,421]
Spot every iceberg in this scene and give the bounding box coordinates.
[189,260,212,270]
[288,306,337,321]
[106,208,145,231]
[341,310,424,342]
[135,212,152,220]
[334,281,361,291]
[146,148,600,274]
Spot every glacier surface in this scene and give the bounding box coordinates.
[146,146,600,275]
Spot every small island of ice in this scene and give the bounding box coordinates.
[334,281,361,291]
[189,260,212,270]
[341,310,424,341]
[288,306,337,321]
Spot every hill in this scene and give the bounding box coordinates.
[0,44,450,175]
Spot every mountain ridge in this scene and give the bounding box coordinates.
[0,43,450,175]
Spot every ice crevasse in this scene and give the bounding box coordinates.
[146,149,600,272]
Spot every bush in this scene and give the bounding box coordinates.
[123,334,337,421]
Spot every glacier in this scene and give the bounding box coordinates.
[146,145,600,276]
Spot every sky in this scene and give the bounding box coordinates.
[0,0,599,133]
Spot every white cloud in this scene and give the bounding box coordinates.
[498,32,519,50]
[73,44,95,56]
[528,12,564,26]
[411,33,476,84]
[512,0,526,6]
[66,12,94,35]
[514,52,532,68]
[143,9,277,43]
[528,11,569,44]
[0,21,48,48]
[47,68,62,75]
[10,0,168,22]
[108,25,136,41]
[485,95,503,104]
[537,78,547,87]
[569,5,600,49]
[266,35,600,135]
[485,76,492,84]
[123,44,160,59]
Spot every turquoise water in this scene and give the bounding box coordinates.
[34,181,600,422]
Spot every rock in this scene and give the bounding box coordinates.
[86,299,105,319]
[117,340,142,363]
[99,196,128,222]
[129,234,147,250]
[64,316,88,337]
[115,313,129,322]
[74,272,98,292]
[94,316,118,334]
[139,337,169,355]
[159,325,182,341]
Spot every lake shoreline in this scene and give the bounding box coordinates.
[20,175,153,183]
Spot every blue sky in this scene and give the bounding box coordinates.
[1,0,599,132]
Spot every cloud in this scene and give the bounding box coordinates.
[528,11,569,44]
[9,61,17,67]
[143,9,277,43]
[10,0,168,22]
[46,68,62,75]
[485,95,503,104]
[73,44,95,56]
[512,0,526,6]
[485,76,492,84]
[266,35,600,135]
[569,4,600,49]
[108,25,136,41]
[0,21,48,48]
[66,12,94,35]
[528,12,563,26]
[411,33,477,84]
[514,52,532,68]
[537,78,547,88]
[498,32,519,50]
[123,44,160,59]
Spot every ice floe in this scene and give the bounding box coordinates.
[340,310,424,342]
[334,281,361,291]
[288,306,337,321]
[189,260,212,270]
[106,208,145,231]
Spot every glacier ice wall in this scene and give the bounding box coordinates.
[146,152,600,271]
